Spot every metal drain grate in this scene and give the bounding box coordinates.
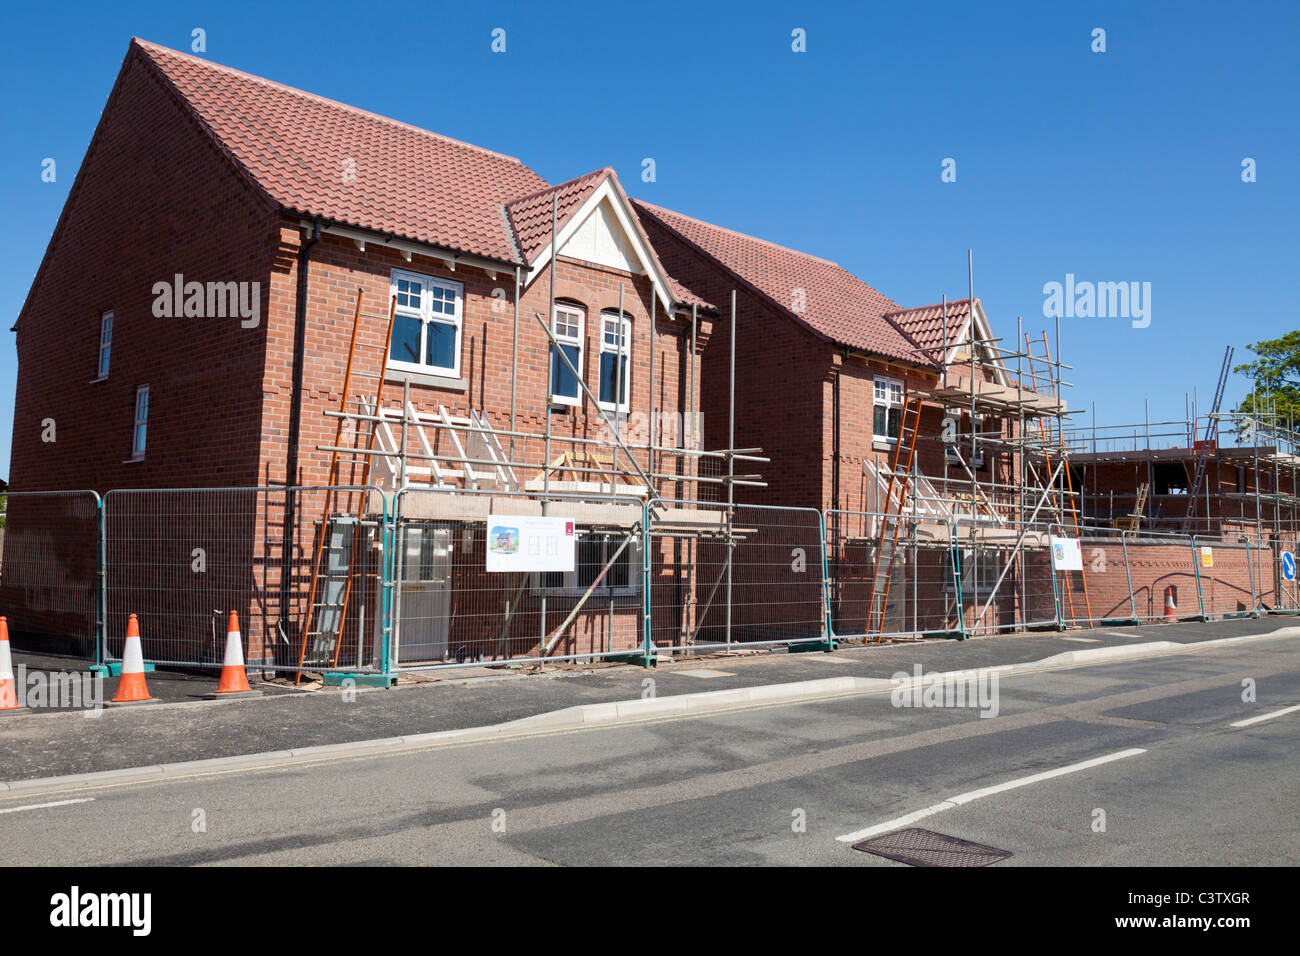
[852,827,1012,867]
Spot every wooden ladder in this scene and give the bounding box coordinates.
[295,290,396,683]
[867,396,923,639]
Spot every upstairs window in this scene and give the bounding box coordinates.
[598,311,632,412]
[873,376,904,442]
[388,269,463,377]
[550,304,584,406]
[131,385,149,460]
[97,311,113,379]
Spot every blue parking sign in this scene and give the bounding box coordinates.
[1283,552,1296,582]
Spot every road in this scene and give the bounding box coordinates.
[1,633,1297,866]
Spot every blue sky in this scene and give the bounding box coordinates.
[1,0,1297,479]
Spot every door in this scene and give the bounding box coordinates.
[396,523,452,662]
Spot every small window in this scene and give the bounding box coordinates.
[598,312,632,411]
[131,385,149,459]
[533,531,641,597]
[873,376,904,441]
[945,411,986,469]
[943,548,999,595]
[387,269,463,377]
[550,304,584,405]
[97,311,113,379]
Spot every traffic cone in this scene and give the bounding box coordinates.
[208,611,259,698]
[0,617,21,713]
[1163,586,1177,622]
[110,614,156,705]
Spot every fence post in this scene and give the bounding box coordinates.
[1191,535,1208,621]
[642,500,653,663]
[95,491,107,672]
[1049,524,1065,630]
[822,509,836,641]
[949,519,967,640]
[1119,531,1138,626]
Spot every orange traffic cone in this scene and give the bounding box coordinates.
[0,617,21,713]
[110,614,156,705]
[1163,586,1177,622]
[209,611,258,698]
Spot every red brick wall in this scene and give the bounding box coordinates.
[8,53,277,494]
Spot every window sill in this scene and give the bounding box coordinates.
[123,457,144,464]
[89,375,108,384]
[872,438,898,452]
[385,369,467,391]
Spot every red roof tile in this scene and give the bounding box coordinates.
[631,200,926,364]
[884,298,978,361]
[505,169,608,263]
[133,38,548,264]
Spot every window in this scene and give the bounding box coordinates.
[944,411,985,469]
[534,530,641,597]
[131,385,149,459]
[943,548,1000,595]
[873,376,904,441]
[550,304,584,405]
[387,269,463,377]
[96,311,113,379]
[598,312,632,411]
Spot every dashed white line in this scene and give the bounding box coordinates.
[0,798,95,815]
[1230,704,1300,728]
[835,748,1147,843]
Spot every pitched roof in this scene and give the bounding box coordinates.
[631,200,927,364]
[505,169,608,263]
[132,38,548,264]
[885,298,978,360]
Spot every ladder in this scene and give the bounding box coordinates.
[867,396,923,639]
[295,290,397,683]
[1183,346,1234,532]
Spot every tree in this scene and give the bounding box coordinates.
[1232,332,1300,440]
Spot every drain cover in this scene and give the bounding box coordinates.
[852,827,1012,867]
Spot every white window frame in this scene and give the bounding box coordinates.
[387,268,464,378]
[96,311,113,380]
[598,311,632,413]
[943,547,1000,595]
[945,411,986,469]
[131,384,149,460]
[530,530,642,598]
[550,304,585,406]
[873,375,904,443]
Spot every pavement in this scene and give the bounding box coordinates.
[0,620,1296,866]
[0,616,1294,783]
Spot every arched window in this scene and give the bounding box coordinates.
[550,303,585,405]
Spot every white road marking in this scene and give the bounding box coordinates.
[1230,704,1300,728]
[674,669,736,678]
[836,748,1147,843]
[0,798,95,815]
[1061,637,1101,643]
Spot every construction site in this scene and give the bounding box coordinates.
[2,39,1298,689]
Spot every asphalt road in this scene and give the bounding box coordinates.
[1,630,1296,866]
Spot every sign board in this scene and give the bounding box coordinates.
[1283,551,1296,582]
[486,515,575,573]
[1200,546,1213,568]
[1050,535,1082,571]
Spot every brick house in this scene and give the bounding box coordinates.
[5,38,1060,666]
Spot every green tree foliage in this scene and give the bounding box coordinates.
[1233,332,1300,438]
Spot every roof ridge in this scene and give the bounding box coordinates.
[506,167,609,207]
[130,38,536,169]
[884,297,979,317]
[631,199,842,268]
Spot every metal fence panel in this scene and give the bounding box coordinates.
[825,510,961,641]
[104,487,385,674]
[1192,535,1261,620]
[1120,529,1200,622]
[0,490,102,659]
[650,501,827,653]
[392,487,648,670]
[957,519,1059,635]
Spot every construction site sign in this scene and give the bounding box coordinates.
[1050,536,1082,571]
[1200,546,1214,568]
[486,515,576,573]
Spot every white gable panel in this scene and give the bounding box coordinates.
[561,198,644,274]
